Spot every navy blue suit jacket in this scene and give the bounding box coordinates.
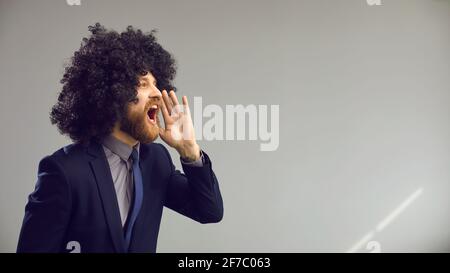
[17,140,223,253]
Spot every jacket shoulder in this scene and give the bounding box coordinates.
[48,142,88,159]
[38,143,90,173]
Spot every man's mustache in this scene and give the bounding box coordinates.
[144,98,161,110]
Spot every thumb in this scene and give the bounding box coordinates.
[159,127,165,137]
[159,128,170,143]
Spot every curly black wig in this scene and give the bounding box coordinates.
[50,23,177,144]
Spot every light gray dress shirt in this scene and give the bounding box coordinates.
[101,135,204,226]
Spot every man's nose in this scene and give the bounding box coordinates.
[150,86,162,98]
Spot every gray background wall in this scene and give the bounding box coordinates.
[0,0,449,252]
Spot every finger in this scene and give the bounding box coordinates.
[181,96,194,138]
[169,90,180,106]
[182,96,192,120]
[162,90,173,114]
[160,94,171,127]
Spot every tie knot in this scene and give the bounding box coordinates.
[131,148,139,163]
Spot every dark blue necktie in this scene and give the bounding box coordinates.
[124,148,143,251]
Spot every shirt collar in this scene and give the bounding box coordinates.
[102,134,140,161]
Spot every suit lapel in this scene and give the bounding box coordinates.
[87,141,126,253]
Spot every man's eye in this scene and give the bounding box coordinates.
[139,82,147,87]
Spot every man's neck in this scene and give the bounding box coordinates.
[111,124,138,147]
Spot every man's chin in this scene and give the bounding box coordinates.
[138,124,160,144]
[122,115,160,144]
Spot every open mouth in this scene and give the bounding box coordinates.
[147,104,159,125]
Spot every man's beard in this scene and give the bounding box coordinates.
[120,105,160,144]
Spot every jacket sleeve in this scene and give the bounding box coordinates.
[160,144,224,224]
[17,155,71,252]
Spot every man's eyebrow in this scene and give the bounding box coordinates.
[139,78,157,85]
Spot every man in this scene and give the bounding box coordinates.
[17,23,224,253]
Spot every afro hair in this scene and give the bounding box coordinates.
[50,23,177,144]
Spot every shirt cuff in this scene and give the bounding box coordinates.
[180,150,204,167]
